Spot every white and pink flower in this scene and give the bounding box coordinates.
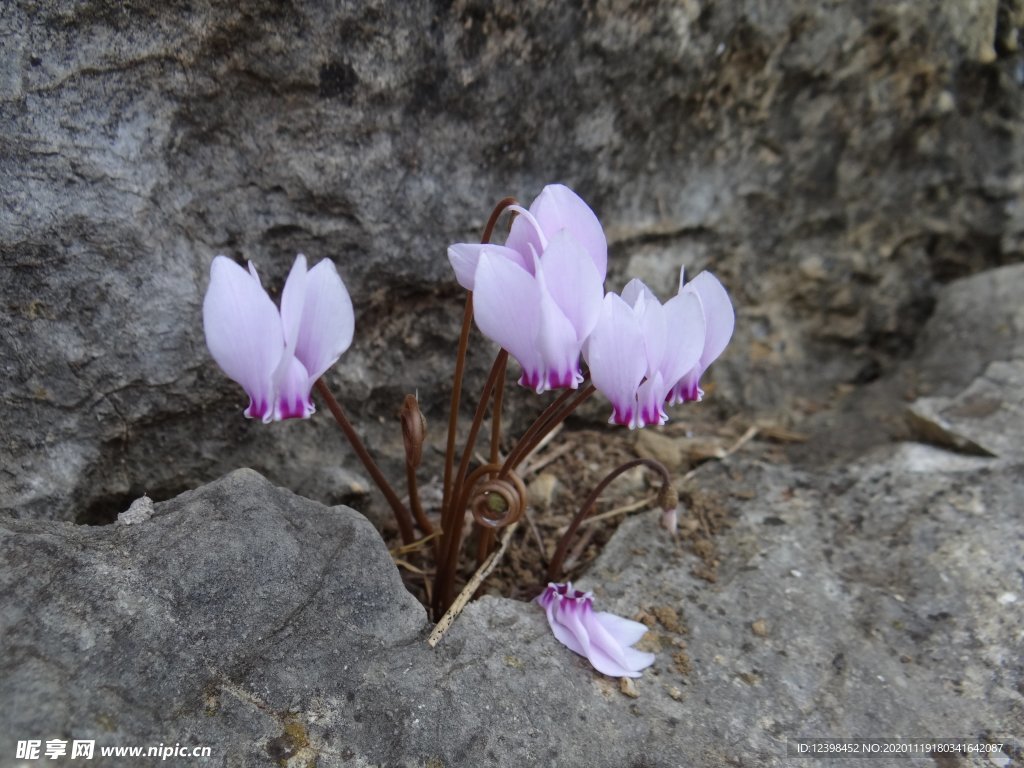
[202,254,354,422]
[535,582,655,679]
[448,184,606,393]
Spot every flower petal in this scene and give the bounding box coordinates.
[537,230,604,342]
[504,209,546,265]
[594,611,650,647]
[632,290,667,380]
[529,184,608,281]
[534,263,585,391]
[535,584,654,678]
[584,294,647,427]
[620,277,656,310]
[279,254,308,351]
[473,251,543,384]
[203,256,284,423]
[544,601,586,657]
[683,271,734,369]
[573,599,647,678]
[448,243,528,291]
[292,258,355,382]
[636,371,668,427]
[588,643,657,679]
[659,291,706,387]
[667,369,702,405]
[273,354,315,420]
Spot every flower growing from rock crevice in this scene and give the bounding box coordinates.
[666,269,735,404]
[585,268,734,428]
[535,582,655,678]
[203,254,354,422]
[448,184,607,393]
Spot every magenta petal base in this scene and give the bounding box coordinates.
[535,582,655,679]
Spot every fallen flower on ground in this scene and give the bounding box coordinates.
[203,254,354,422]
[535,582,655,678]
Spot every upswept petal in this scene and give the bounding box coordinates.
[203,256,284,423]
[659,291,706,386]
[682,271,735,369]
[473,251,543,383]
[535,266,584,391]
[247,261,263,285]
[632,291,667,380]
[447,243,529,291]
[561,597,650,679]
[538,230,604,342]
[620,277,656,310]
[666,270,733,404]
[584,294,647,427]
[279,254,308,351]
[292,258,355,382]
[529,184,608,280]
[504,207,546,264]
[587,642,657,679]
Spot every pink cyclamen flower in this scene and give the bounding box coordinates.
[203,254,354,422]
[447,184,607,392]
[666,269,735,404]
[584,278,707,429]
[535,583,655,678]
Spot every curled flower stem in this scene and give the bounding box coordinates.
[472,383,596,575]
[434,351,509,617]
[314,379,416,545]
[547,457,674,583]
[435,196,518,617]
[475,352,508,564]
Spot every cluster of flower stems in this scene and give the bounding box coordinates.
[313,198,675,620]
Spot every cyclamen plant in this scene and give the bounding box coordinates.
[202,184,734,679]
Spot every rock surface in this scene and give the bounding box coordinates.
[3,2,1024,764]
[3,265,1023,767]
[3,451,1021,766]
[3,0,1024,522]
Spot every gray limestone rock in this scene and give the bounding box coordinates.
[906,263,1024,458]
[4,2,1024,762]
[4,0,1024,523]
[3,452,1021,766]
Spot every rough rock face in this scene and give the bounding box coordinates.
[2,1,1023,521]
[2,267,1022,767]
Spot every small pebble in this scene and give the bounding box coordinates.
[751,619,769,637]
[118,495,154,525]
[619,677,640,698]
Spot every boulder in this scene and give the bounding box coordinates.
[3,1,1024,521]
